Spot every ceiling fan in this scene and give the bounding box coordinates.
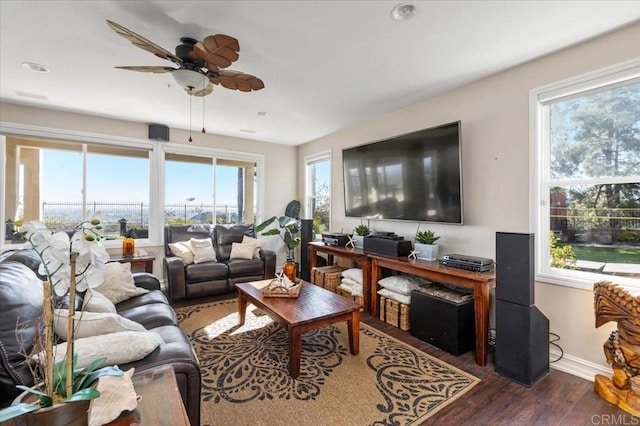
[106,20,264,97]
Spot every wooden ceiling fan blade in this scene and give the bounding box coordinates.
[106,20,182,65]
[210,70,265,91]
[115,66,175,73]
[191,35,240,70]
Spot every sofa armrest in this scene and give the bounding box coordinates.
[164,256,187,302]
[133,272,161,291]
[260,249,277,279]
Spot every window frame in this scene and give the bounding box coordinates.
[304,150,331,239]
[161,143,264,227]
[0,122,265,250]
[530,58,640,290]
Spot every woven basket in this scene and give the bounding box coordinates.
[379,296,410,331]
[336,286,364,311]
[311,265,345,292]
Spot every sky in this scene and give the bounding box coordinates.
[41,150,242,205]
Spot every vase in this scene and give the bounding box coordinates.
[122,235,135,257]
[414,243,439,261]
[354,235,365,248]
[283,257,297,282]
[7,389,90,426]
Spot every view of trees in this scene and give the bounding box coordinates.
[549,81,640,250]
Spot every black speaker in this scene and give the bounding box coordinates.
[495,300,549,386]
[148,123,170,141]
[410,289,475,356]
[300,219,313,282]
[496,232,535,306]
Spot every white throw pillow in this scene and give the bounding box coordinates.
[168,241,194,265]
[342,277,362,291]
[38,331,164,369]
[242,235,265,258]
[378,288,411,305]
[53,309,146,341]
[230,241,257,260]
[82,289,117,314]
[190,238,217,264]
[342,268,363,284]
[377,275,421,296]
[94,262,148,304]
[338,283,353,294]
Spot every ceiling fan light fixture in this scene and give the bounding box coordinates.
[390,3,417,21]
[172,69,209,91]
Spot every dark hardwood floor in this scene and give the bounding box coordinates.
[174,294,625,426]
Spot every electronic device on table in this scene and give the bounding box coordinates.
[363,233,412,257]
[321,232,350,247]
[439,253,495,272]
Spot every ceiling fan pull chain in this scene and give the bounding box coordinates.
[202,95,206,134]
[188,88,193,142]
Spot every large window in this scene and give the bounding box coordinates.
[1,126,265,249]
[532,60,640,289]
[164,151,257,226]
[3,137,151,243]
[305,151,331,237]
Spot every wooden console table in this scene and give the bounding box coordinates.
[369,254,495,367]
[308,242,371,313]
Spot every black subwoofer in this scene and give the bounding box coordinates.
[494,232,549,386]
[410,287,475,356]
[495,301,549,386]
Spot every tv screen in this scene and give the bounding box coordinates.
[342,121,463,224]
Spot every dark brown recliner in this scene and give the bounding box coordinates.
[163,224,276,302]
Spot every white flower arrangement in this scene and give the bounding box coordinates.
[0,217,123,423]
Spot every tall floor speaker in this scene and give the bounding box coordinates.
[495,232,549,387]
[300,219,313,281]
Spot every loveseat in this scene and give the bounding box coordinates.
[0,249,202,426]
[164,224,276,302]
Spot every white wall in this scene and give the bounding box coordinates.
[297,21,640,377]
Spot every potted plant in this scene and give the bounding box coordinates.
[352,224,370,248]
[415,229,440,261]
[256,200,302,278]
[0,218,124,425]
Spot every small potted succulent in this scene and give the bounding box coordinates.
[415,229,440,261]
[353,224,370,248]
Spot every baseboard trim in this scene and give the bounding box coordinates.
[549,347,610,382]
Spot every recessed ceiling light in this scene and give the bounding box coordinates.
[390,3,417,21]
[22,62,49,73]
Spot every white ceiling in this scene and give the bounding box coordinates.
[1,1,640,146]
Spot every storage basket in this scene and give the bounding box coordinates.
[336,285,364,311]
[379,296,410,331]
[311,265,345,293]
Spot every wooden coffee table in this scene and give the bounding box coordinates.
[236,280,362,378]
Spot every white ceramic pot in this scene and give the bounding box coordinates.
[414,243,439,261]
[353,235,365,248]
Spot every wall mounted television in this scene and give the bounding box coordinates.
[342,121,463,224]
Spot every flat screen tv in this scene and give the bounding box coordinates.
[342,121,463,224]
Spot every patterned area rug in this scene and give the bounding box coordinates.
[176,299,479,426]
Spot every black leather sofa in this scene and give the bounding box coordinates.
[0,249,202,426]
[164,224,276,302]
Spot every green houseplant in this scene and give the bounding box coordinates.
[414,229,440,261]
[0,218,123,424]
[256,200,302,260]
[352,224,370,248]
